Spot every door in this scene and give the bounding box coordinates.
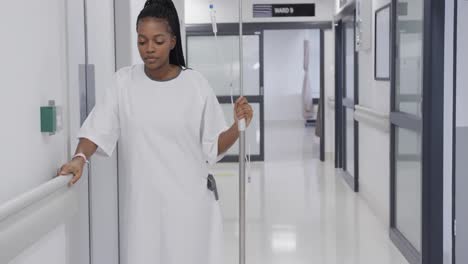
[334,11,359,192]
[389,0,424,262]
[455,0,468,263]
[335,21,344,169]
[389,0,445,263]
[342,15,359,191]
[186,26,264,162]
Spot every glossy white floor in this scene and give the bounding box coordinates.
[209,120,409,264]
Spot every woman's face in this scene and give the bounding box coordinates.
[137,18,176,71]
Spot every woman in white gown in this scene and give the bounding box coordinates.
[58,0,253,263]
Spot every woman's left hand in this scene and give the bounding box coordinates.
[234,96,254,129]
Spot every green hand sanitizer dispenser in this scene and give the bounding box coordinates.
[40,100,57,135]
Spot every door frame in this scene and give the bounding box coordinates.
[334,21,344,169]
[186,22,332,162]
[452,0,458,262]
[320,29,326,162]
[389,0,445,263]
[334,4,360,192]
[186,26,265,162]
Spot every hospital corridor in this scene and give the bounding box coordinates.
[214,121,407,264]
[0,0,466,264]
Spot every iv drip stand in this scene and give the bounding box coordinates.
[238,0,246,263]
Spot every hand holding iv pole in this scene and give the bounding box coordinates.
[210,1,249,263]
[209,0,248,132]
[234,97,252,131]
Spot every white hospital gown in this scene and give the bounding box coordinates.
[77,64,228,264]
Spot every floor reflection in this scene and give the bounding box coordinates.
[210,121,408,264]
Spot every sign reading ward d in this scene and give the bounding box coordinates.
[253,4,316,18]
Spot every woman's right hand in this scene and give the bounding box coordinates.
[57,158,86,187]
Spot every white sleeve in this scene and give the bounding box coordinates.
[200,81,230,165]
[77,74,120,157]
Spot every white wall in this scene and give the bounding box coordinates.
[0,0,69,205]
[186,0,334,24]
[0,0,90,263]
[9,225,68,264]
[264,29,321,121]
[356,0,392,227]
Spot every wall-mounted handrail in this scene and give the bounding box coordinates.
[354,105,390,133]
[0,175,72,221]
[0,175,78,263]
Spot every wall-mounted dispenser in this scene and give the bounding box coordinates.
[40,100,57,135]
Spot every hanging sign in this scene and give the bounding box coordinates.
[253,4,316,18]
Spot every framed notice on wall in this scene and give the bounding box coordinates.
[374,4,391,80]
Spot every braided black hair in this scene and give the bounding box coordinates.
[137,0,186,67]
